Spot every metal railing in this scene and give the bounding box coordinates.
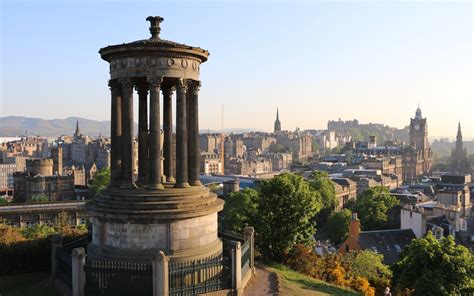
[84,258,153,296]
[241,239,251,278]
[169,252,231,296]
[56,247,72,288]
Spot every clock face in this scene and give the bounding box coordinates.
[414,124,420,130]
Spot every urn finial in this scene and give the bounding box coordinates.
[146,16,164,39]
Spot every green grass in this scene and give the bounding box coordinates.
[0,272,59,296]
[266,264,361,296]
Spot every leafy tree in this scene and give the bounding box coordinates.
[349,186,398,230]
[20,224,56,240]
[326,209,352,244]
[392,232,474,295]
[0,198,8,205]
[268,143,288,153]
[349,250,391,294]
[89,168,110,196]
[30,194,49,203]
[256,173,322,260]
[309,171,337,226]
[220,188,259,233]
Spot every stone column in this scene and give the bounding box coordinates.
[188,81,202,186]
[162,86,175,183]
[136,83,149,186]
[50,234,62,282]
[118,78,134,187]
[148,77,164,189]
[231,241,242,292]
[71,247,86,296]
[109,80,122,187]
[175,78,189,188]
[153,251,169,296]
[244,227,255,272]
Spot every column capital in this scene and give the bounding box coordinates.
[189,80,201,95]
[135,83,149,97]
[147,76,163,89]
[117,78,134,95]
[108,79,119,90]
[162,85,176,97]
[176,78,188,93]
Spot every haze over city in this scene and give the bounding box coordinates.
[1,1,473,139]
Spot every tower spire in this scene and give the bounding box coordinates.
[276,108,279,121]
[274,107,281,133]
[74,119,81,137]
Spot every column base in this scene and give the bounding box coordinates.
[174,182,190,188]
[147,184,165,190]
[189,180,202,186]
[166,176,176,183]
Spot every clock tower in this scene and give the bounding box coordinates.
[403,106,433,181]
[409,106,428,152]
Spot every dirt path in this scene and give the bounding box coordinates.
[243,267,279,296]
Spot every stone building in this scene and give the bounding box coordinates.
[331,177,357,210]
[402,106,433,181]
[200,152,222,174]
[269,152,292,171]
[0,163,17,191]
[0,201,88,228]
[13,158,75,202]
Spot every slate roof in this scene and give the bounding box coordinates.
[358,229,416,264]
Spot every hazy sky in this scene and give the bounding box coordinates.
[1,1,473,139]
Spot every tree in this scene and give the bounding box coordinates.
[268,143,288,153]
[349,250,392,294]
[392,232,474,295]
[326,209,352,244]
[30,194,49,203]
[220,188,259,233]
[256,173,322,260]
[309,171,337,226]
[89,168,110,196]
[349,186,398,230]
[20,224,56,240]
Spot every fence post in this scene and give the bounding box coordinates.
[231,241,242,294]
[51,234,62,282]
[71,247,86,296]
[244,227,255,272]
[153,250,169,296]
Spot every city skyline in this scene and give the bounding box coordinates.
[1,1,473,139]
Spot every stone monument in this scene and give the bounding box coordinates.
[86,16,224,263]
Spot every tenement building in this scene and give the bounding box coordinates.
[87,16,224,265]
[402,106,433,181]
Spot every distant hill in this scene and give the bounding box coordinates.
[328,119,409,143]
[0,116,264,137]
[0,116,111,137]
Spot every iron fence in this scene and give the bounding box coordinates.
[84,258,153,296]
[169,252,231,296]
[56,247,72,288]
[241,239,251,278]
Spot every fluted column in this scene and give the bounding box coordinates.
[109,80,122,187]
[175,78,189,188]
[148,76,164,190]
[118,78,134,187]
[188,81,202,186]
[162,85,175,183]
[136,84,149,186]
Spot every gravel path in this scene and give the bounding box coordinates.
[243,267,279,296]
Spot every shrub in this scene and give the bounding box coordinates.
[350,276,375,296]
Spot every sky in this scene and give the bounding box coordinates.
[1,0,473,140]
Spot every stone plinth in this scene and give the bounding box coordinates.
[86,185,224,262]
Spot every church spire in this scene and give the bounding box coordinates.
[456,121,463,144]
[74,119,81,138]
[274,108,281,133]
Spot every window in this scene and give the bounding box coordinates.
[394,245,401,252]
[370,246,378,253]
[26,221,36,228]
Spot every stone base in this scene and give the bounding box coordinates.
[86,184,224,263]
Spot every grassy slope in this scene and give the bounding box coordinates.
[266,264,361,296]
[0,272,59,296]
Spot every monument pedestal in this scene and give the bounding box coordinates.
[86,185,224,262]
